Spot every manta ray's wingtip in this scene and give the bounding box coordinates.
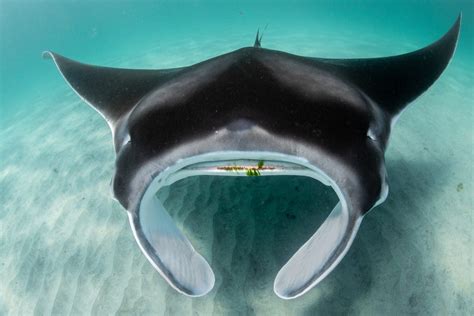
[452,12,462,40]
[42,51,65,61]
[442,13,462,53]
[456,12,462,25]
[453,13,462,46]
[42,50,54,60]
[433,12,462,76]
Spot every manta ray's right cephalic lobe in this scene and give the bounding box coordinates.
[44,15,460,299]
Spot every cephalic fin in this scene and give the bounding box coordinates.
[274,202,362,299]
[129,194,215,297]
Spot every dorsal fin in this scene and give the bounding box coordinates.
[43,52,183,128]
[312,14,461,116]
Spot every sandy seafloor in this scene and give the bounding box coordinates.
[0,1,473,315]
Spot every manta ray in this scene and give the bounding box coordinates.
[45,16,460,299]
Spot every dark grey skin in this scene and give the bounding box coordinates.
[45,15,460,299]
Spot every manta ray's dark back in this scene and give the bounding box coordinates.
[44,15,460,300]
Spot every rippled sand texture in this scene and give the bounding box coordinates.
[0,34,473,315]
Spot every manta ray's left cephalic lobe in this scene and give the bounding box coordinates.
[45,15,460,299]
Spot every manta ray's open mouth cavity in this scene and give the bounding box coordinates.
[129,152,361,299]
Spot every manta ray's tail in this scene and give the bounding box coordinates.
[254,30,262,48]
[254,25,268,48]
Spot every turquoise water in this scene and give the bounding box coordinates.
[0,1,473,315]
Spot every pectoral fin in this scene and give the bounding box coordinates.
[43,51,183,128]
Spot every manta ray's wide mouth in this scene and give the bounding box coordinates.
[127,151,362,299]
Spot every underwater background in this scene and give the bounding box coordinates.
[0,0,473,315]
